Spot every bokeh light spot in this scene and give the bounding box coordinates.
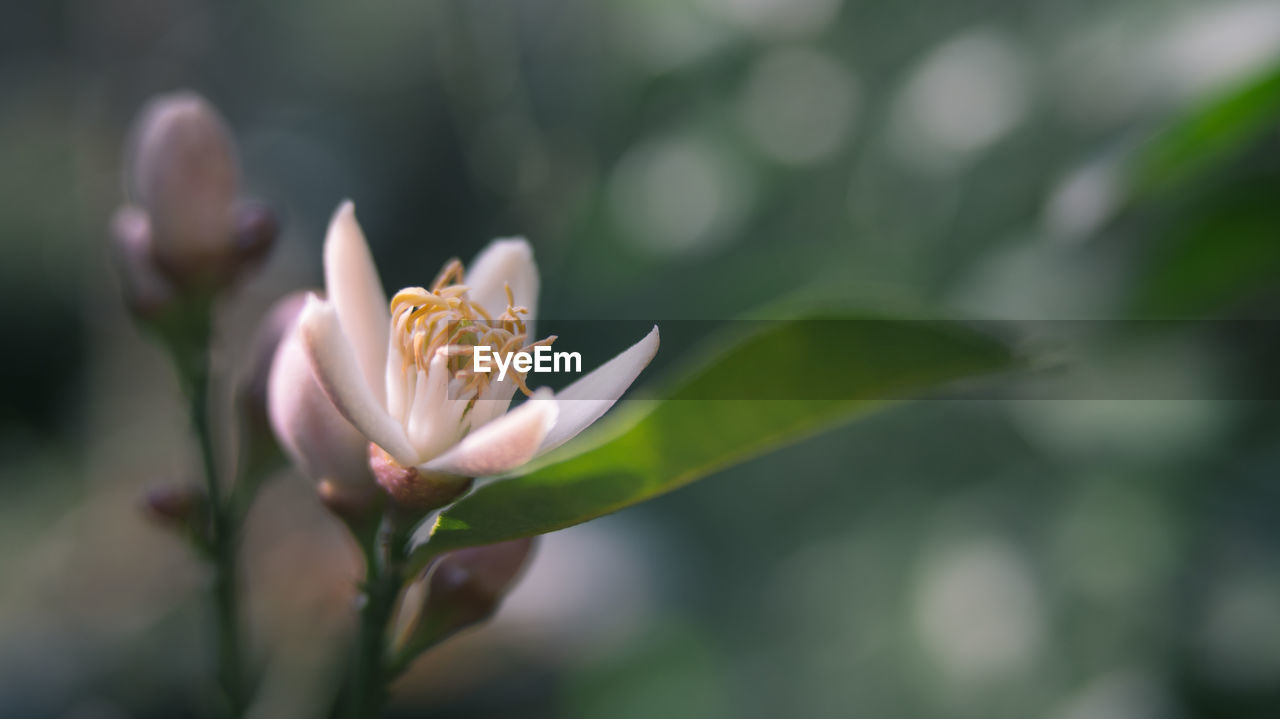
[914,537,1044,683]
[738,47,859,166]
[609,133,750,257]
[890,28,1031,174]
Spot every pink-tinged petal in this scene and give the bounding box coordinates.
[385,331,412,425]
[538,325,659,455]
[420,389,558,477]
[324,201,390,405]
[467,377,518,431]
[465,238,539,329]
[298,294,419,466]
[406,351,466,461]
[268,321,374,488]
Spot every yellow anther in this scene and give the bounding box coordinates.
[431,259,464,291]
[389,256,554,401]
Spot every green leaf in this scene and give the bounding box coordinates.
[1131,64,1280,196]
[1133,182,1280,315]
[409,315,1017,571]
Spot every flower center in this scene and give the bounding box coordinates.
[389,258,553,399]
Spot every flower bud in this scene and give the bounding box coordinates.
[368,445,472,514]
[239,292,308,481]
[393,538,536,664]
[268,305,383,519]
[123,91,278,288]
[141,482,210,541]
[316,478,384,527]
[232,200,280,273]
[109,205,176,320]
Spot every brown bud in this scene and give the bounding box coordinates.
[231,199,280,273]
[431,538,536,610]
[369,444,472,514]
[393,537,536,666]
[317,478,385,528]
[141,483,209,535]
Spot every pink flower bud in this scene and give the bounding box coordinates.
[238,292,310,481]
[127,91,242,282]
[109,205,176,320]
[244,292,309,429]
[393,538,536,664]
[268,301,380,495]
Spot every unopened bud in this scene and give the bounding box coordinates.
[237,292,309,486]
[268,310,385,525]
[110,205,176,320]
[393,538,536,665]
[317,478,385,529]
[369,444,472,514]
[129,91,238,280]
[141,483,209,539]
[232,200,280,273]
[122,90,278,289]
[244,293,307,433]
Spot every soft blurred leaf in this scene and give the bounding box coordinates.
[409,315,1017,570]
[1132,64,1280,196]
[1134,182,1280,315]
[1122,62,1280,316]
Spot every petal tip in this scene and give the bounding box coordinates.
[324,200,363,254]
[298,292,332,326]
[480,236,536,267]
[333,198,355,220]
[641,325,661,360]
[491,236,532,252]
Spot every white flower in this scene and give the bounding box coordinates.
[271,201,659,501]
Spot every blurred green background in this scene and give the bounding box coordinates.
[4,0,1280,717]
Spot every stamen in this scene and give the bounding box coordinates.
[431,259,464,291]
[436,285,470,298]
[510,370,533,397]
[389,257,555,402]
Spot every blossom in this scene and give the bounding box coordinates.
[270,201,658,506]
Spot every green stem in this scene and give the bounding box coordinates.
[192,370,246,717]
[347,516,409,719]
[174,301,247,718]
